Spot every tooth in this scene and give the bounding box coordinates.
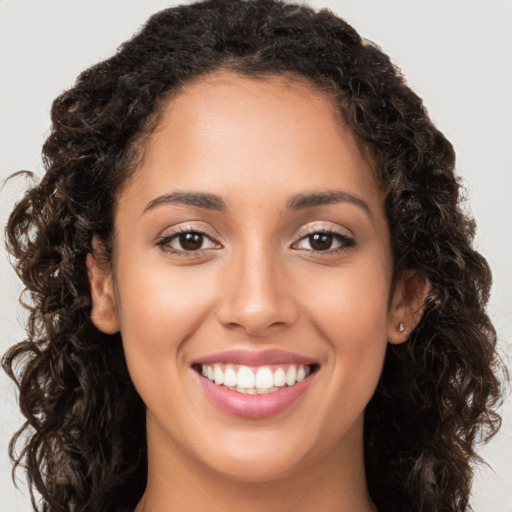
[213,364,223,385]
[273,367,286,387]
[223,366,237,387]
[237,366,255,388]
[255,366,273,389]
[202,362,312,390]
[286,365,297,386]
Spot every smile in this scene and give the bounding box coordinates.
[198,363,314,394]
[192,350,319,419]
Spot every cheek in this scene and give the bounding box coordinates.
[112,260,222,438]
[114,260,217,374]
[299,257,390,344]
[296,257,390,400]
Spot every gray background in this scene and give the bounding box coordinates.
[1,1,511,511]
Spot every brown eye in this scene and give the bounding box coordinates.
[293,230,355,253]
[157,230,220,253]
[308,233,334,251]
[179,232,204,250]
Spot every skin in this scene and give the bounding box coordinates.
[87,72,425,512]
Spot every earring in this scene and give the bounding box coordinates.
[398,322,405,333]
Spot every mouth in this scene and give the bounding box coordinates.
[192,362,319,395]
[191,350,319,419]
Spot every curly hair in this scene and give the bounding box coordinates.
[3,1,503,511]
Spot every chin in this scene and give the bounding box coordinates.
[208,450,309,483]
[188,422,334,484]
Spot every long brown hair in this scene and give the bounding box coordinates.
[3,1,503,511]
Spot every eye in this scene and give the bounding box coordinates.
[293,230,355,252]
[157,229,221,253]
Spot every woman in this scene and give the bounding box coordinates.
[2,0,505,511]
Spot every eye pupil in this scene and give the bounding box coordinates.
[179,232,203,250]
[309,233,332,251]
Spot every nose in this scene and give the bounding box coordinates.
[216,246,298,337]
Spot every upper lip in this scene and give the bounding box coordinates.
[193,349,317,366]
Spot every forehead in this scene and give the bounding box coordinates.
[118,71,382,217]
[168,71,342,122]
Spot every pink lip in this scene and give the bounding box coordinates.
[193,349,318,418]
[193,349,317,366]
[197,372,315,419]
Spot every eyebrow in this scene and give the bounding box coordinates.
[143,189,370,216]
[144,191,227,213]
[286,190,371,215]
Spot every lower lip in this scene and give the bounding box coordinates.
[198,372,315,419]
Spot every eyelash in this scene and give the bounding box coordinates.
[156,226,220,255]
[156,226,355,255]
[292,229,356,254]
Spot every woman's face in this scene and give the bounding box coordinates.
[89,72,409,482]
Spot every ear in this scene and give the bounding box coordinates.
[86,237,119,334]
[387,270,430,344]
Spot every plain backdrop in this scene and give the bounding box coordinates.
[1,1,511,511]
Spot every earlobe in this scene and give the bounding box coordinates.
[86,242,119,335]
[387,270,430,345]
